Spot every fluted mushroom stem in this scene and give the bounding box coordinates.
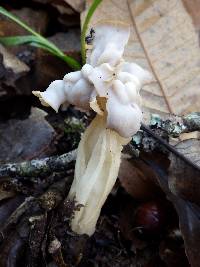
[67,115,129,236]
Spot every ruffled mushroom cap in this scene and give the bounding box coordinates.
[88,21,130,67]
[33,21,152,138]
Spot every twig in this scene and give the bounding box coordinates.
[131,112,200,153]
[149,112,200,137]
[0,177,69,241]
[141,123,200,171]
[0,113,199,179]
[0,149,77,178]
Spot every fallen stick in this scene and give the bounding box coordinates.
[0,149,77,177]
[0,112,199,178]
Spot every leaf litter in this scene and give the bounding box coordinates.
[0,0,199,266]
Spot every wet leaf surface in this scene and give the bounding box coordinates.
[0,108,56,163]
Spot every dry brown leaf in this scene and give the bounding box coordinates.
[83,0,200,116]
[169,139,200,204]
[149,159,200,267]
[0,186,15,201]
[119,158,161,200]
[0,44,30,97]
[0,44,29,75]
[63,0,85,12]
[0,108,56,163]
[0,8,48,36]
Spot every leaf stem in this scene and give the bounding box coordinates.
[81,0,103,64]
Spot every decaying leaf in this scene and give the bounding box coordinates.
[0,184,16,201]
[64,0,85,13]
[148,159,200,267]
[169,139,200,205]
[172,139,200,167]
[0,107,56,163]
[119,157,161,200]
[0,8,48,37]
[0,44,29,74]
[48,30,81,54]
[0,44,30,97]
[52,1,76,15]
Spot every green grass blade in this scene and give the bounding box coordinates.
[0,35,63,60]
[32,42,82,69]
[0,6,81,70]
[81,0,103,64]
[0,35,41,46]
[29,41,62,55]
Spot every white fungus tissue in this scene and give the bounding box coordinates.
[33,21,152,236]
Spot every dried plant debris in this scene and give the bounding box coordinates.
[52,1,76,16]
[130,120,200,267]
[0,107,56,163]
[0,44,30,96]
[48,29,81,54]
[0,177,70,266]
[63,0,85,13]
[0,8,48,36]
[169,139,200,205]
[118,158,161,201]
[0,0,199,266]
[142,154,200,267]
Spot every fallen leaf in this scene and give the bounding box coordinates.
[173,200,200,267]
[58,9,80,27]
[0,44,29,75]
[0,8,48,37]
[169,139,200,205]
[63,0,85,12]
[0,107,56,163]
[0,195,25,228]
[179,131,200,142]
[33,52,76,92]
[119,158,161,200]
[52,1,76,15]
[0,184,15,201]
[0,44,30,97]
[159,236,189,267]
[142,155,200,267]
[182,0,200,30]
[48,30,81,54]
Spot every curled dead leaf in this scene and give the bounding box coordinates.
[169,139,200,205]
[119,157,162,200]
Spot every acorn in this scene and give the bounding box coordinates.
[133,201,166,237]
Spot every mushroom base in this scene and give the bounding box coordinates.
[68,115,129,236]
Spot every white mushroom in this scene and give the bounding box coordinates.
[33,21,152,236]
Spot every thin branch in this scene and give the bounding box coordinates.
[0,150,77,178]
[141,123,200,172]
[0,113,199,179]
[149,112,200,137]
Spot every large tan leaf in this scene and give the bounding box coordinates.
[82,0,200,116]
